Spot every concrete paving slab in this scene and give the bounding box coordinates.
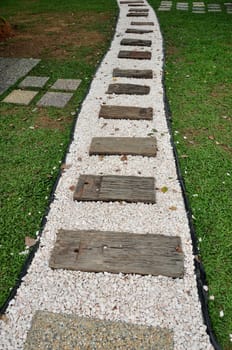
[37,91,73,108]
[3,89,38,105]
[51,78,81,91]
[0,58,40,95]
[24,311,174,350]
[19,76,49,88]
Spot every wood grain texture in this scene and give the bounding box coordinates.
[127,12,148,17]
[129,8,149,11]
[120,38,152,47]
[131,21,154,25]
[128,3,146,5]
[113,68,153,79]
[99,105,153,120]
[120,0,144,3]
[73,175,156,203]
[89,137,157,156]
[126,28,153,34]
[49,230,184,278]
[107,83,150,95]
[118,50,151,60]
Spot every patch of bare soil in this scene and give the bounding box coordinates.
[0,18,15,42]
[34,113,72,131]
[0,12,110,59]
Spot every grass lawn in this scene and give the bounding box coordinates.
[0,0,118,310]
[149,1,232,348]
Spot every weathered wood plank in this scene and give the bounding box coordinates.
[113,68,153,79]
[125,28,153,34]
[127,12,148,16]
[128,3,146,5]
[107,83,150,95]
[120,0,144,5]
[120,0,144,3]
[118,50,151,60]
[50,230,184,278]
[129,8,149,11]
[73,175,156,203]
[99,105,153,120]
[131,21,155,25]
[89,137,157,157]
[120,38,152,47]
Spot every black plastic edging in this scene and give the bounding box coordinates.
[0,5,120,316]
[158,18,222,350]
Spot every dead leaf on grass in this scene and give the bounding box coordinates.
[208,135,215,140]
[25,236,37,248]
[180,154,188,158]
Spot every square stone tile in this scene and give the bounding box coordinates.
[51,78,81,91]
[2,89,38,105]
[37,92,73,108]
[19,76,49,88]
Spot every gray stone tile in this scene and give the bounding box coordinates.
[24,311,174,350]
[2,89,38,105]
[0,58,40,95]
[37,91,73,108]
[51,78,81,91]
[19,76,49,88]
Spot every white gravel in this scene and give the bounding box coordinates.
[0,1,213,349]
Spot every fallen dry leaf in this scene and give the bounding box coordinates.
[175,245,183,253]
[180,154,188,158]
[208,135,214,140]
[25,236,37,248]
[69,185,76,191]
[120,155,128,161]
[77,157,82,162]
[60,163,71,172]
[169,206,177,211]
[98,155,105,161]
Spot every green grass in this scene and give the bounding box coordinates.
[149,1,232,348]
[0,0,118,309]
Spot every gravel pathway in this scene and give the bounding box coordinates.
[0,1,213,349]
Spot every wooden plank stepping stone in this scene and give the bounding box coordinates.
[107,83,150,95]
[120,38,152,47]
[25,311,174,350]
[73,175,156,203]
[89,137,157,156]
[129,8,149,11]
[118,50,151,60]
[131,21,154,25]
[127,12,148,16]
[128,3,146,5]
[99,105,153,120]
[120,0,144,3]
[126,28,153,34]
[113,68,152,79]
[50,229,184,278]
